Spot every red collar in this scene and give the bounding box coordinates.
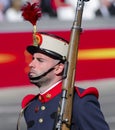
[38,82,62,103]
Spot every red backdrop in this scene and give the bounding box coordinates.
[0,29,115,88]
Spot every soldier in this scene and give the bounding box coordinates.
[20,32,110,130]
[18,1,110,130]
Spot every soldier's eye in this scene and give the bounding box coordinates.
[37,58,44,62]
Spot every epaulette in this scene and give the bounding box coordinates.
[75,87,99,99]
[21,94,36,109]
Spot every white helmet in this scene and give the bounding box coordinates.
[27,32,69,62]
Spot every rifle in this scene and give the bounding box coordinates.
[55,0,89,130]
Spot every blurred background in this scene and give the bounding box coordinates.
[0,0,115,130]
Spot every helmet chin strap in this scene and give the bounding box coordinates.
[28,67,55,83]
[28,61,62,84]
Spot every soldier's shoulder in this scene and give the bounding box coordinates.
[21,94,36,108]
[75,86,99,99]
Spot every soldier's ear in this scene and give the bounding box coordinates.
[54,63,64,75]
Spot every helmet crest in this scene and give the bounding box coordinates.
[21,1,42,46]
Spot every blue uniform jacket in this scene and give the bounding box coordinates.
[21,82,110,130]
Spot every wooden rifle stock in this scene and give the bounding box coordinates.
[55,0,89,130]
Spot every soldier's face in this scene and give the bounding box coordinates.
[29,53,58,78]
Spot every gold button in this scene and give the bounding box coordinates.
[41,106,46,110]
[46,93,51,98]
[38,118,43,123]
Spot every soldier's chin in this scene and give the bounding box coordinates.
[28,72,36,78]
[28,73,40,84]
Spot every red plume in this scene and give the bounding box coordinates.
[21,2,42,25]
